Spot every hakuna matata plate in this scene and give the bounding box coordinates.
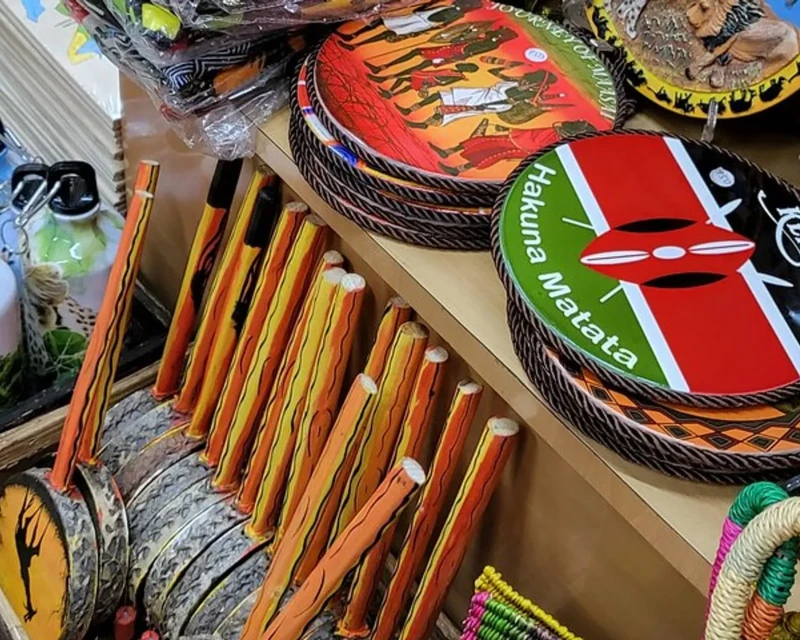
[312,0,623,194]
[494,130,800,408]
[587,0,800,117]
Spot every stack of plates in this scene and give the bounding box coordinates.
[290,0,627,250]
[494,130,800,483]
[0,0,125,211]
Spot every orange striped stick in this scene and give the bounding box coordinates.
[240,267,344,533]
[276,273,367,537]
[293,375,379,584]
[257,460,427,640]
[398,418,519,640]
[339,346,449,638]
[364,297,412,381]
[185,184,281,439]
[236,251,344,514]
[52,190,154,489]
[172,168,274,415]
[133,159,160,193]
[329,322,428,542]
[239,377,383,639]
[152,159,243,400]
[372,379,483,640]
[211,215,329,489]
[201,202,309,462]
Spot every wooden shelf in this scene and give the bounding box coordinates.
[256,107,800,607]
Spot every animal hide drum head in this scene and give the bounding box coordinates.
[312,0,622,195]
[493,130,800,408]
[587,0,800,117]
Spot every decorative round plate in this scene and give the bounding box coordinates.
[508,305,798,483]
[312,0,622,193]
[494,130,800,408]
[587,0,800,118]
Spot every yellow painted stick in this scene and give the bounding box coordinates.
[293,375,379,584]
[239,377,383,639]
[276,273,367,538]
[211,215,329,489]
[340,346,449,638]
[256,460,426,640]
[329,322,428,542]
[185,185,281,440]
[236,251,344,514]
[398,418,519,640]
[172,168,273,414]
[202,202,309,464]
[364,297,412,381]
[241,266,344,532]
[372,379,484,640]
[53,190,154,488]
[152,159,242,400]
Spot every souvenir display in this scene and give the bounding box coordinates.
[495,131,800,408]
[0,260,23,409]
[291,0,627,249]
[587,0,800,118]
[18,162,125,380]
[463,567,583,640]
[0,173,155,640]
[101,159,243,437]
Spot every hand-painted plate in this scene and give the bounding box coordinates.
[313,0,622,193]
[508,306,799,482]
[494,131,800,408]
[587,0,800,118]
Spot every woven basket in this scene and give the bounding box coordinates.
[705,484,800,640]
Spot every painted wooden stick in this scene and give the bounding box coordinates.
[172,168,273,415]
[398,418,519,640]
[242,266,345,533]
[276,273,367,537]
[293,374,381,584]
[202,202,309,463]
[239,376,383,639]
[340,346,449,638]
[372,379,484,640]
[212,215,329,488]
[364,297,412,381]
[133,160,160,192]
[51,190,155,490]
[329,322,429,542]
[256,459,427,640]
[186,184,281,439]
[236,251,344,514]
[152,158,243,400]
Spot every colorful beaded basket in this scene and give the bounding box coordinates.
[461,567,581,640]
[705,483,800,640]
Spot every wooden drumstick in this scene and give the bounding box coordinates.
[211,215,328,488]
[201,201,309,462]
[364,297,412,381]
[255,459,427,640]
[133,159,160,192]
[172,168,274,415]
[185,183,282,440]
[372,379,484,640]
[275,273,367,536]
[151,159,243,400]
[339,346,449,638]
[397,418,519,640]
[329,322,428,541]
[236,251,344,514]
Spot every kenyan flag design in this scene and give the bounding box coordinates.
[499,132,800,399]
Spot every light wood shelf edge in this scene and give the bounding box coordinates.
[255,109,734,598]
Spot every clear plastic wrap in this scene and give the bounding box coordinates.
[64,0,427,157]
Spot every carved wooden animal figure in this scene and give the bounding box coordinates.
[686,0,800,86]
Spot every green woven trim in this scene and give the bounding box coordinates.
[730,483,788,527]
